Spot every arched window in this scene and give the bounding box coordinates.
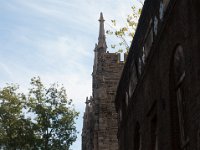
[173,45,188,148]
[129,62,138,98]
[174,45,185,86]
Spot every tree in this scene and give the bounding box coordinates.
[28,77,79,150]
[0,77,79,150]
[106,0,144,53]
[0,85,36,149]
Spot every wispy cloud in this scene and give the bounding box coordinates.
[0,0,140,149]
[0,63,13,80]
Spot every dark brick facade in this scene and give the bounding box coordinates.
[115,0,200,150]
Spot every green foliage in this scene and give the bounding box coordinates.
[106,0,144,53]
[0,77,79,150]
[0,85,36,149]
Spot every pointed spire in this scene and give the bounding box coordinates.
[97,12,107,50]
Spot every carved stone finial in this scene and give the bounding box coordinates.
[97,12,107,50]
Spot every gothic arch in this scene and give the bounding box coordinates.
[173,45,185,87]
[129,62,138,98]
[169,44,188,150]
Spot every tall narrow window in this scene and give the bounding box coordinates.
[151,116,158,150]
[134,123,142,150]
[125,92,129,107]
[129,62,138,97]
[119,109,122,122]
[144,26,153,58]
[173,45,188,149]
[163,0,170,12]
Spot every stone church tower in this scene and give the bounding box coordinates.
[82,13,125,150]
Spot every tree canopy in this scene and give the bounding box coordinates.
[0,77,79,150]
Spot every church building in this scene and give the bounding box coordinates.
[82,13,125,150]
[115,0,200,149]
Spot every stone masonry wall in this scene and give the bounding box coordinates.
[82,13,125,150]
[93,52,124,150]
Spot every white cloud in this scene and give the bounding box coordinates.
[0,0,142,149]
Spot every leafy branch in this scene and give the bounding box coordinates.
[106,1,144,53]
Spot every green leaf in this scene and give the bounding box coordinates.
[0,77,79,149]
[105,1,143,53]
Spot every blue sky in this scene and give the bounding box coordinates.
[0,0,141,149]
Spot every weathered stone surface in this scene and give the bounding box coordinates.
[82,13,124,150]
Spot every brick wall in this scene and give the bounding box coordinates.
[115,0,200,150]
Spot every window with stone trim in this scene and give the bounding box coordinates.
[119,109,122,122]
[144,26,153,59]
[159,0,170,20]
[138,57,143,75]
[129,62,138,98]
[138,20,153,75]
[163,0,170,12]
[173,45,189,149]
[125,91,130,107]
[151,115,158,150]
[134,122,142,150]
